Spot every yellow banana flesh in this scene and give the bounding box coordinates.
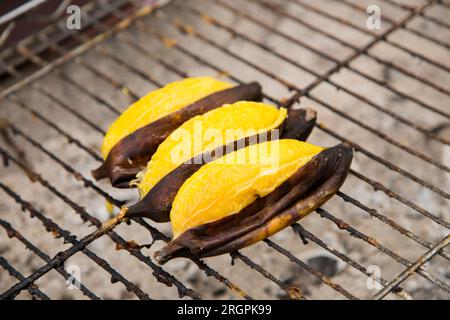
[170,139,323,238]
[137,101,287,197]
[101,77,232,159]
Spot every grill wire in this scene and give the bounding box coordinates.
[0,0,449,300]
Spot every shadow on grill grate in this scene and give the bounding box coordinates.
[0,0,448,300]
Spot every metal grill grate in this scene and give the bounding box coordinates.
[0,0,448,300]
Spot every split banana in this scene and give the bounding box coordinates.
[92,77,262,187]
[154,141,353,263]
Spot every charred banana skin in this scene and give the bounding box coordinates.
[92,82,263,188]
[125,108,317,222]
[281,108,317,141]
[154,143,353,264]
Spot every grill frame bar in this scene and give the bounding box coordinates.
[0,0,448,300]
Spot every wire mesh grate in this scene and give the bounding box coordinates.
[0,0,448,300]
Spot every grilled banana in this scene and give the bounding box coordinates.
[154,141,353,263]
[92,77,262,187]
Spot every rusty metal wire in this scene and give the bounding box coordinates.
[0,217,99,300]
[0,142,151,299]
[315,208,449,293]
[0,255,50,300]
[172,2,450,172]
[5,76,300,301]
[151,3,450,200]
[216,0,450,138]
[3,64,355,299]
[372,234,450,299]
[122,21,448,230]
[0,118,292,299]
[93,4,448,259]
[290,224,412,300]
[12,18,357,298]
[115,6,450,234]
[119,19,450,231]
[0,0,448,300]
[336,0,450,51]
[0,26,276,298]
[0,3,153,99]
[2,42,290,301]
[17,6,449,297]
[289,0,450,73]
[0,0,129,79]
[5,118,253,299]
[381,0,450,30]
[0,145,201,300]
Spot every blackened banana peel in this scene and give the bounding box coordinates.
[92,82,263,187]
[125,107,317,222]
[154,143,353,264]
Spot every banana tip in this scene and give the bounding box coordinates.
[91,164,107,180]
[304,108,317,122]
[154,247,174,265]
[154,241,193,265]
